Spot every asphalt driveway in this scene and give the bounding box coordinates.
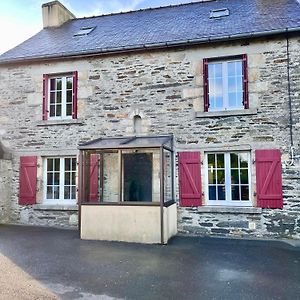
[0,225,299,300]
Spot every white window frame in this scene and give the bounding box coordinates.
[208,59,244,111]
[204,152,252,207]
[48,75,73,120]
[43,157,77,205]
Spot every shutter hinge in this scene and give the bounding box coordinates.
[37,164,41,168]
[253,192,257,196]
[252,159,255,164]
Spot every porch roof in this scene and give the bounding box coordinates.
[78,135,173,150]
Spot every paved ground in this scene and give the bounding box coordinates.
[0,225,299,300]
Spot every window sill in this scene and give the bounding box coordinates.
[33,204,78,211]
[195,108,258,118]
[36,119,84,126]
[195,206,262,214]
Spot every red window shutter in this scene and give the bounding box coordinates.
[72,71,78,119]
[89,154,99,202]
[242,54,249,109]
[256,150,283,209]
[203,58,209,112]
[42,74,48,120]
[19,156,37,205]
[178,152,202,207]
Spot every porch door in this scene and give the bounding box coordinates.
[123,153,153,202]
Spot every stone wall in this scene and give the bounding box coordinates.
[0,160,12,224]
[0,35,299,237]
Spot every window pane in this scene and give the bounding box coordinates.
[66,77,73,89]
[102,152,120,202]
[208,154,215,168]
[215,78,223,95]
[56,92,62,103]
[217,185,226,200]
[72,158,76,170]
[228,62,235,76]
[240,153,249,168]
[66,104,72,116]
[241,186,249,201]
[56,104,62,116]
[217,170,225,184]
[53,186,59,199]
[56,78,62,90]
[240,169,249,184]
[50,79,56,91]
[47,173,53,185]
[54,172,60,184]
[236,92,243,107]
[47,159,53,171]
[47,186,53,199]
[208,169,216,184]
[65,158,70,171]
[235,61,242,75]
[209,186,216,200]
[214,63,222,78]
[65,172,70,185]
[215,96,223,108]
[50,105,55,117]
[231,169,239,184]
[71,186,76,200]
[71,173,76,185]
[228,92,237,107]
[228,77,236,91]
[67,90,72,103]
[123,153,153,202]
[231,185,240,201]
[230,153,238,168]
[50,92,55,104]
[64,186,70,199]
[216,154,224,168]
[55,159,60,171]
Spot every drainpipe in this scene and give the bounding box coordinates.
[286,33,295,165]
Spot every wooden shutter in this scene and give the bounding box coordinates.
[19,156,37,205]
[72,71,78,119]
[42,74,49,120]
[178,152,202,207]
[242,54,249,109]
[256,150,283,209]
[89,154,99,202]
[203,58,209,112]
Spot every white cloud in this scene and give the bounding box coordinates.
[0,16,41,54]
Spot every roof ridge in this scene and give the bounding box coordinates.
[72,0,216,21]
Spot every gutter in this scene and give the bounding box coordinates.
[1,27,300,65]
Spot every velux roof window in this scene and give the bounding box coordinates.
[74,26,96,36]
[210,8,230,19]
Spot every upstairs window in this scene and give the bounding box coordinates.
[42,72,78,120]
[203,55,248,112]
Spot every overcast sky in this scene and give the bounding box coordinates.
[0,0,199,54]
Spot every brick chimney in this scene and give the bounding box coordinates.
[42,1,75,28]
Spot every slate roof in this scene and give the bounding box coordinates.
[1,0,300,64]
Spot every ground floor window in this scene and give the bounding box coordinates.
[205,152,251,206]
[44,157,76,204]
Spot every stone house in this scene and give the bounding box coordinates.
[0,0,299,243]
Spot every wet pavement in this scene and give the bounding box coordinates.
[0,225,299,300]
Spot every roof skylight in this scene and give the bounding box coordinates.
[210,8,230,19]
[74,27,96,36]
